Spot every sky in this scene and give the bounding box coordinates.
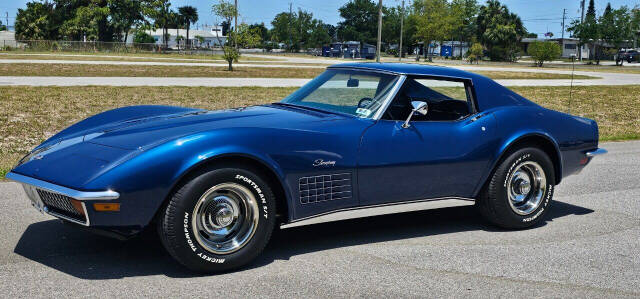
[2,0,639,38]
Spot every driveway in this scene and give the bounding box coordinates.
[0,140,638,297]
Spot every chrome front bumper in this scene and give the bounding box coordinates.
[5,172,119,226]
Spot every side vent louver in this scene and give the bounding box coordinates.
[299,173,352,204]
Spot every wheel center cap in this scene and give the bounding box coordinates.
[517,179,531,195]
[215,207,234,227]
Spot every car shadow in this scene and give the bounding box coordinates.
[13,201,593,279]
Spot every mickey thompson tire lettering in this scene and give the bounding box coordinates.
[477,147,555,229]
[158,166,276,272]
[183,212,225,263]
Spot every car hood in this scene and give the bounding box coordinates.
[41,104,342,151]
[13,104,349,186]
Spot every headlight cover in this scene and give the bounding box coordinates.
[15,142,59,168]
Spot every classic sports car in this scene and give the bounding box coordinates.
[7,63,606,272]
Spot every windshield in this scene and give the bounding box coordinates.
[280,69,400,118]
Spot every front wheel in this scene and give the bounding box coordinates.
[157,166,276,272]
[478,147,555,229]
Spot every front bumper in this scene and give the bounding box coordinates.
[6,172,119,226]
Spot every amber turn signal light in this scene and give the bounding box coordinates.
[93,203,120,212]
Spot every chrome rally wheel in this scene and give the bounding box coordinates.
[478,147,555,229]
[192,183,259,255]
[506,161,547,215]
[158,166,276,272]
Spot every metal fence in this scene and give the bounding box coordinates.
[0,40,226,55]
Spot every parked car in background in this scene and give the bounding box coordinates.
[7,63,606,273]
[617,49,639,64]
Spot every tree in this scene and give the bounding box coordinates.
[412,0,451,62]
[220,24,261,71]
[249,23,269,46]
[466,42,483,64]
[212,0,237,45]
[133,30,155,43]
[476,0,527,61]
[270,12,295,50]
[222,45,239,71]
[15,1,56,40]
[107,0,144,43]
[213,0,242,71]
[0,20,6,31]
[323,24,337,42]
[59,3,110,41]
[632,7,640,48]
[270,9,329,51]
[527,41,561,67]
[234,23,262,48]
[167,10,182,46]
[144,0,172,48]
[178,6,198,49]
[600,4,631,65]
[307,20,332,48]
[337,0,378,46]
[450,0,478,58]
[381,5,402,47]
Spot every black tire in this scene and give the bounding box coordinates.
[478,147,555,229]
[158,166,276,272]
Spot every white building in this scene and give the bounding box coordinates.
[521,38,590,59]
[127,26,227,48]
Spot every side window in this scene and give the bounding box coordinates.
[382,77,474,122]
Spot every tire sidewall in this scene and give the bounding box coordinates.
[167,168,275,271]
[495,148,555,226]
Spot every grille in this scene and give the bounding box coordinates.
[299,173,352,204]
[36,189,86,223]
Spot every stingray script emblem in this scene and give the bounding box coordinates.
[313,159,336,167]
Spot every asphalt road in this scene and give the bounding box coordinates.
[2,55,640,87]
[1,72,638,87]
[0,140,638,297]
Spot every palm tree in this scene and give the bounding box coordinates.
[167,11,182,49]
[178,6,199,49]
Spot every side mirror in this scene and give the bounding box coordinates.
[347,78,359,87]
[402,101,428,128]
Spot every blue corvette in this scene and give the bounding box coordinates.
[7,63,606,272]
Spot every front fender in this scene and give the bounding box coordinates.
[84,128,290,228]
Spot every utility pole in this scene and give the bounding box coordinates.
[579,0,585,61]
[399,0,404,62]
[561,9,566,40]
[234,0,238,49]
[376,0,382,62]
[288,2,292,52]
[5,12,8,31]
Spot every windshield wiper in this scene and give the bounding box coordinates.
[271,102,344,116]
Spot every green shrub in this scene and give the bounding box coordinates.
[528,41,562,67]
[133,31,156,44]
[466,43,483,64]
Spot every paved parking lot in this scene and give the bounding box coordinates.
[0,140,638,297]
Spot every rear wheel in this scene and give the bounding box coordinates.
[158,166,276,272]
[478,147,555,229]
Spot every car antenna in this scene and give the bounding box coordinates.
[567,54,576,114]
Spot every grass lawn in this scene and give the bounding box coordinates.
[0,63,598,79]
[0,51,271,62]
[434,60,640,74]
[0,63,325,78]
[1,85,638,178]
